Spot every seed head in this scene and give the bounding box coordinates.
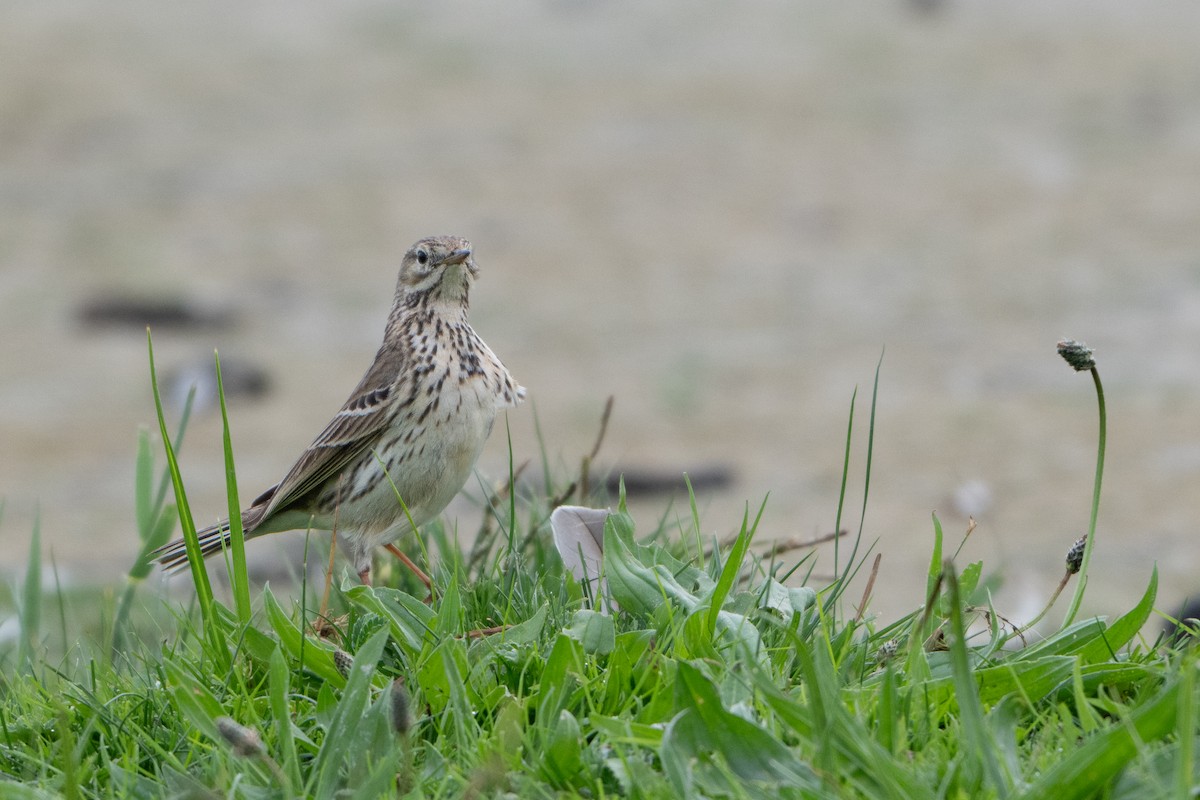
[1066,535,1087,574]
[1057,339,1096,372]
[333,649,353,678]
[391,678,412,737]
[215,716,265,758]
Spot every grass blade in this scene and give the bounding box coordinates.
[1019,678,1179,800]
[146,329,228,672]
[17,511,42,674]
[214,351,252,623]
[945,560,1010,797]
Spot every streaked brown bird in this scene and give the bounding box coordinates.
[155,236,525,585]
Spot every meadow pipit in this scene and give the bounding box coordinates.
[155,236,525,585]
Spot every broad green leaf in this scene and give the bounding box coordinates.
[347,585,435,654]
[565,608,615,655]
[1075,568,1156,664]
[263,587,344,687]
[540,709,583,788]
[498,603,549,647]
[670,662,812,784]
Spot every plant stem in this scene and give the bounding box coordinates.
[1061,366,1106,627]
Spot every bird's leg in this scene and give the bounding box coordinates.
[384,543,432,589]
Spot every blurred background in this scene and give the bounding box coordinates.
[2,0,1199,620]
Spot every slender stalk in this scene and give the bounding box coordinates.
[1061,365,1106,628]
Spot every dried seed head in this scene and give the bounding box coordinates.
[1057,339,1096,372]
[1066,536,1087,574]
[215,716,264,758]
[390,678,412,737]
[333,649,353,678]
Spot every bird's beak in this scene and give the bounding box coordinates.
[442,248,472,266]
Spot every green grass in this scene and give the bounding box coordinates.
[0,338,1196,798]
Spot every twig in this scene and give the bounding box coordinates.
[854,554,882,622]
[579,395,613,502]
[590,396,615,463]
[706,528,845,560]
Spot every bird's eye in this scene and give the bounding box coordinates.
[416,249,429,265]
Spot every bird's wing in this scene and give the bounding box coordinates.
[256,345,410,520]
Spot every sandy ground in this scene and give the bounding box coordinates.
[2,1,1200,621]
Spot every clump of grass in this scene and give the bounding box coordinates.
[0,337,1192,798]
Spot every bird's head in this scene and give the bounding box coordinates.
[396,235,478,309]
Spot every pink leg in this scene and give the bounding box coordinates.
[384,543,432,588]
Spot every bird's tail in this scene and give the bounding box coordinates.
[154,519,245,574]
[155,487,277,574]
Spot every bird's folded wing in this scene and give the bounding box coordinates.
[259,355,408,518]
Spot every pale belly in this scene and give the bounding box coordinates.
[339,373,503,548]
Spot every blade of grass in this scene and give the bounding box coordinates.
[214,351,251,624]
[705,498,766,635]
[268,647,303,794]
[18,511,42,674]
[113,398,193,656]
[1176,653,1195,800]
[831,385,856,583]
[945,559,1010,797]
[146,329,228,672]
[1019,677,1179,800]
[828,350,883,612]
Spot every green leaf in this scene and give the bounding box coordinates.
[590,715,666,748]
[927,513,944,607]
[959,560,983,603]
[163,660,224,742]
[1075,568,1156,664]
[602,511,711,616]
[564,609,615,655]
[263,587,344,687]
[493,694,528,766]
[902,656,1075,708]
[536,634,582,723]
[540,709,583,788]
[309,626,389,800]
[346,585,435,655]
[268,646,303,792]
[416,637,477,750]
[497,603,549,647]
[1020,677,1180,800]
[705,502,762,634]
[240,625,279,665]
[944,562,1011,796]
[669,662,812,784]
[434,575,464,638]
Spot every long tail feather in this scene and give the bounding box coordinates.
[153,520,241,573]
